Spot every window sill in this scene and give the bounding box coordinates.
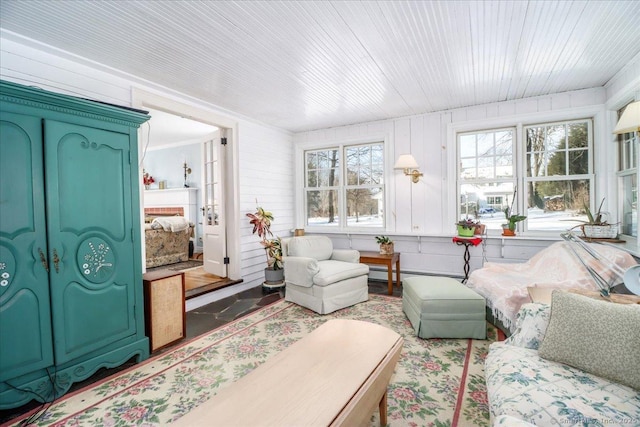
[601,236,640,258]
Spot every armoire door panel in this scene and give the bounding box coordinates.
[62,282,131,354]
[0,119,39,237]
[0,287,51,382]
[53,125,128,240]
[43,120,137,365]
[0,112,54,381]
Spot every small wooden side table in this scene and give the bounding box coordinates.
[143,270,186,352]
[359,251,401,296]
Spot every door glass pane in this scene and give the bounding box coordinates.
[203,140,220,227]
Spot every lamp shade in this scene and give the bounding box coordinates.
[613,101,640,134]
[394,154,419,169]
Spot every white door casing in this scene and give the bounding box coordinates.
[202,131,227,277]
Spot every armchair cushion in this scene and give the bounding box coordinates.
[330,249,360,263]
[287,235,333,260]
[283,256,319,288]
[314,260,370,287]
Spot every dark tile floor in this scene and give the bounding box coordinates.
[185,279,401,338]
[0,279,401,424]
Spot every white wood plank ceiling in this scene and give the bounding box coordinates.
[1,1,639,132]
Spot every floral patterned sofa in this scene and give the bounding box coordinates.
[144,216,194,268]
[485,302,640,426]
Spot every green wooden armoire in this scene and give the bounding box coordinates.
[0,80,150,409]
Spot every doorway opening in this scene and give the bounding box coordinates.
[132,89,241,294]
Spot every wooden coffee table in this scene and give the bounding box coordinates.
[174,319,404,426]
[359,251,401,295]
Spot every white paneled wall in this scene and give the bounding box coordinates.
[239,122,294,287]
[1,36,294,291]
[294,87,617,278]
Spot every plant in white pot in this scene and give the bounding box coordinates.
[573,198,618,239]
[247,206,284,286]
[375,235,394,254]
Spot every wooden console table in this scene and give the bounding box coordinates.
[174,319,404,427]
[359,251,401,295]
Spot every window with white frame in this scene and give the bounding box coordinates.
[458,128,515,229]
[457,119,594,232]
[617,103,638,237]
[305,142,384,229]
[524,120,592,231]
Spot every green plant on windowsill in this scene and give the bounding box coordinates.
[583,198,609,226]
[456,217,479,237]
[572,198,618,239]
[456,217,478,230]
[503,207,527,233]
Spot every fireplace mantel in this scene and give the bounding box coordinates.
[144,188,199,227]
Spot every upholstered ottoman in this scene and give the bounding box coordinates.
[402,276,486,339]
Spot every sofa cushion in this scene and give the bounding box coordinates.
[287,236,333,261]
[313,260,369,287]
[538,291,640,390]
[504,303,551,350]
[486,342,640,425]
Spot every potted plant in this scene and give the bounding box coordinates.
[456,218,478,237]
[502,207,527,236]
[375,236,394,255]
[247,206,284,286]
[574,198,618,239]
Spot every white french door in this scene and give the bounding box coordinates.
[202,132,227,277]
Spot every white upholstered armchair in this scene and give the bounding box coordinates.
[283,236,369,314]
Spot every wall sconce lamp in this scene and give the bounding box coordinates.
[613,100,640,135]
[394,154,423,183]
[183,161,192,188]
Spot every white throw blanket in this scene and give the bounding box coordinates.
[466,241,637,332]
[150,216,191,232]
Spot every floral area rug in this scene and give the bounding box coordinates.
[13,295,499,427]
